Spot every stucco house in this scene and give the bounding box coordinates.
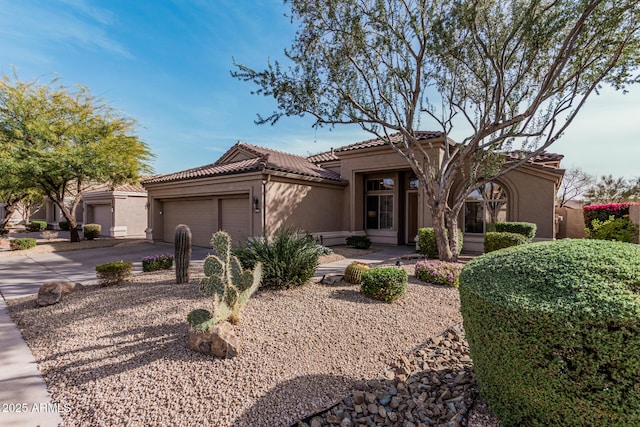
[142,132,564,252]
[81,182,148,238]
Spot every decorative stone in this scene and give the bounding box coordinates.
[37,281,83,306]
[321,274,344,285]
[186,322,239,358]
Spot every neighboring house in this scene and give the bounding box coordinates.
[81,182,148,238]
[143,132,564,252]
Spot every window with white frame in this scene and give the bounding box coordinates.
[464,182,507,233]
[366,177,394,230]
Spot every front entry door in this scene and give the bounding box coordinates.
[406,191,418,243]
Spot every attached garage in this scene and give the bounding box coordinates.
[90,204,112,236]
[162,199,215,247]
[220,197,250,245]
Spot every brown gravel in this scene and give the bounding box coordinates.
[6,266,462,427]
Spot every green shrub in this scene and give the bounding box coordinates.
[58,221,70,231]
[417,227,463,258]
[494,221,536,240]
[95,260,133,286]
[584,202,634,230]
[345,235,371,249]
[317,245,333,255]
[9,238,37,251]
[26,220,47,232]
[586,215,638,243]
[414,259,463,287]
[483,231,528,253]
[83,224,101,240]
[141,254,174,272]
[360,267,407,303]
[233,226,322,289]
[459,239,640,426]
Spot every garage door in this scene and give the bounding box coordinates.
[220,197,250,246]
[162,199,215,248]
[92,205,112,236]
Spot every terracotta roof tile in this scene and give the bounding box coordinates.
[83,182,147,193]
[307,150,339,163]
[143,142,343,185]
[335,131,444,153]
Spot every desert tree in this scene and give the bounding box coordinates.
[585,174,640,204]
[556,166,594,207]
[233,0,640,261]
[0,75,154,242]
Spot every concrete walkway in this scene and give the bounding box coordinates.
[0,243,417,427]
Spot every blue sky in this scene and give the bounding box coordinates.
[1,0,638,178]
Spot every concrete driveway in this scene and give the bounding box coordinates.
[0,242,212,300]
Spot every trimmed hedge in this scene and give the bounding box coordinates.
[494,221,536,239]
[360,267,407,303]
[95,260,133,286]
[346,235,372,249]
[484,231,528,253]
[10,238,37,251]
[459,239,640,426]
[83,224,101,240]
[58,221,70,231]
[26,220,47,232]
[417,227,463,258]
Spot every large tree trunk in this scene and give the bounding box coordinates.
[52,197,81,243]
[1,203,16,232]
[432,203,455,262]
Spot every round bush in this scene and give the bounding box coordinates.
[414,260,463,287]
[483,231,528,253]
[360,267,407,303]
[494,221,537,239]
[459,239,640,426]
[417,227,463,258]
[9,237,37,251]
[83,223,101,240]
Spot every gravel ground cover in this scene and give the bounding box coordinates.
[7,265,462,426]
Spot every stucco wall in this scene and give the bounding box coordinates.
[114,195,148,237]
[265,179,345,235]
[555,206,586,239]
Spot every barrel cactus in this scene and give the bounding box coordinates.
[188,231,262,330]
[343,261,370,284]
[175,224,192,284]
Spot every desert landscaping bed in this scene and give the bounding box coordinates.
[7,266,464,426]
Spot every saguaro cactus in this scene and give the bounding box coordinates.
[175,224,192,284]
[187,231,262,330]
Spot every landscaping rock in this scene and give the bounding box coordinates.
[186,322,239,358]
[295,325,501,427]
[37,281,84,306]
[321,274,344,285]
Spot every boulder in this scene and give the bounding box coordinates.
[321,274,344,285]
[186,322,239,358]
[37,281,84,307]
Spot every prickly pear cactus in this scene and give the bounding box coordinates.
[187,231,262,329]
[343,261,370,284]
[175,224,192,284]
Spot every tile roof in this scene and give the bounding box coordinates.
[334,131,444,153]
[143,141,343,185]
[506,150,564,163]
[82,182,147,193]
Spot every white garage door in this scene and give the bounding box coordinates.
[92,205,112,236]
[162,199,215,248]
[220,197,250,246]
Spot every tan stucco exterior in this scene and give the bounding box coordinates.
[143,137,563,251]
[82,190,148,238]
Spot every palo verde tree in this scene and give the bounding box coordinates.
[233,0,640,261]
[0,75,154,242]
